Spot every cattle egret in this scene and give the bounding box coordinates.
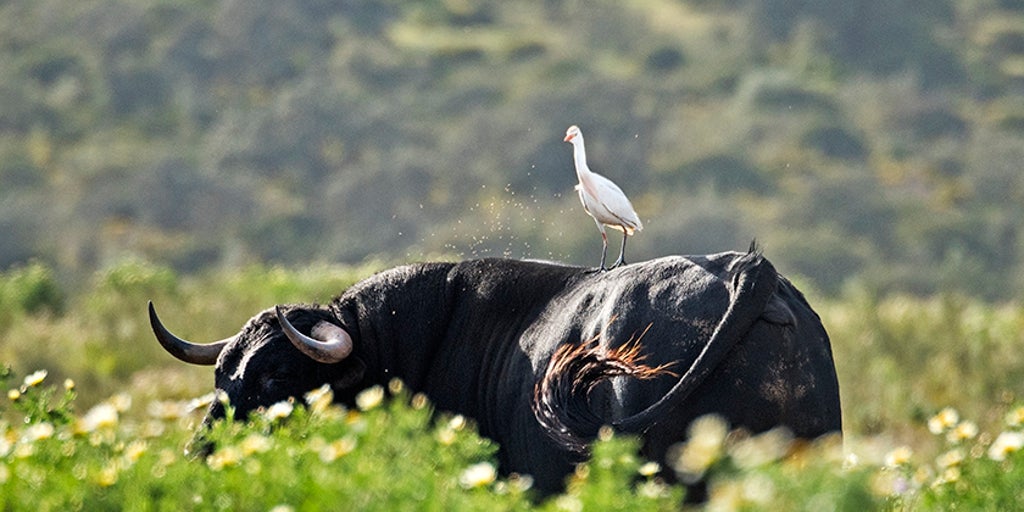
[563,125,643,271]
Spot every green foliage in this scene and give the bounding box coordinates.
[823,290,1024,438]
[1,369,76,426]
[0,377,681,511]
[0,261,64,321]
[6,370,1024,510]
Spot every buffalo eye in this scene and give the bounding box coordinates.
[261,371,291,390]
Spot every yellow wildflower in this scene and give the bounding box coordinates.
[437,427,457,446]
[554,495,583,512]
[947,421,978,443]
[147,400,190,420]
[740,473,776,505]
[189,391,219,412]
[97,464,119,487]
[637,480,670,499]
[933,466,961,487]
[7,389,20,401]
[927,408,959,434]
[63,378,75,391]
[411,393,429,410]
[319,437,357,463]
[207,446,243,471]
[935,448,964,469]
[240,434,273,456]
[884,446,913,467]
[124,440,148,463]
[1005,406,1024,427]
[459,462,497,489]
[13,443,34,459]
[707,480,744,512]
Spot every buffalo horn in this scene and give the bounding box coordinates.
[148,302,230,366]
[275,306,353,364]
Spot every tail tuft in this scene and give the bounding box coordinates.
[532,328,676,455]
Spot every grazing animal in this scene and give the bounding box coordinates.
[150,249,841,494]
[563,125,644,271]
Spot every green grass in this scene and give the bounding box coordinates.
[2,258,1024,509]
[4,369,1024,510]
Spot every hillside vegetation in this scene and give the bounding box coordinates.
[2,0,1024,298]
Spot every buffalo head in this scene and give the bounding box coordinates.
[148,302,367,429]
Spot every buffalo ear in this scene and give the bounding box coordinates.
[328,357,367,391]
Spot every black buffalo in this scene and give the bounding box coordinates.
[149,249,841,493]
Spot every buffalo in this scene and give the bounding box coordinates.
[149,248,841,494]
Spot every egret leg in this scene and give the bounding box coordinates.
[610,231,628,269]
[598,231,610,271]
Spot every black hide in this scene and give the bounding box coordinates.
[160,251,841,494]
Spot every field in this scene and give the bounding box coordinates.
[2,259,1024,510]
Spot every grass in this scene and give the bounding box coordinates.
[2,258,1024,509]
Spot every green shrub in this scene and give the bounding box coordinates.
[0,261,64,321]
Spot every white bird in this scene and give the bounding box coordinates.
[563,124,643,271]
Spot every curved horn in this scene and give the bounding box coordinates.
[275,306,353,364]
[148,301,230,366]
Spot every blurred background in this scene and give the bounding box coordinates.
[3,0,1023,297]
[1,0,1024,445]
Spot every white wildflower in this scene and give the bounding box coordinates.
[109,393,132,413]
[668,414,728,482]
[23,370,47,388]
[935,448,963,469]
[728,427,793,470]
[23,422,55,442]
[927,408,959,434]
[947,421,978,443]
[638,461,661,477]
[1005,406,1024,427]
[240,434,273,456]
[355,385,385,411]
[988,431,1024,461]
[459,462,497,489]
[264,401,294,421]
[304,384,334,413]
[78,403,119,433]
[884,446,913,467]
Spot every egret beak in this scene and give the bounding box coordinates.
[564,133,575,142]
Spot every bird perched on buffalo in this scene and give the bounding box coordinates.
[563,124,643,271]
